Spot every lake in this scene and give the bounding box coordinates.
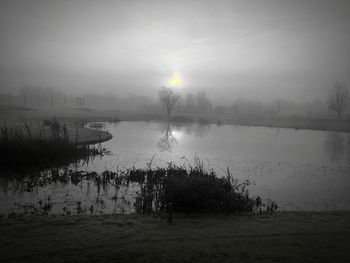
[1,121,350,215]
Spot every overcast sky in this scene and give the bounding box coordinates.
[0,0,349,102]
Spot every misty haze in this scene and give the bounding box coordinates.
[0,1,350,262]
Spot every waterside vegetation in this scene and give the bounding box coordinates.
[0,117,110,169]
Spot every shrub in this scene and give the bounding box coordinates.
[132,164,262,214]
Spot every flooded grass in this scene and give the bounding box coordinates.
[1,163,277,217]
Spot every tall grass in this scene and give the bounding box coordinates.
[0,118,106,169]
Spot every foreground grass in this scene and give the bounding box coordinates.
[1,212,349,262]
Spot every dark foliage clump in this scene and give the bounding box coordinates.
[166,167,254,213]
[130,164,263,214]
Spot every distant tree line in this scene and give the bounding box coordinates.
[0,82,348,120]
[0,85,86,109]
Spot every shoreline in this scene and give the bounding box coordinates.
[221,117,350,133]
[1,106,350,147]
[75,122,112,145]
[76,115,350,146]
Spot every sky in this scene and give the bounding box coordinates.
[0,0,349,102]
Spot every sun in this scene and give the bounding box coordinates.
[172,130,184,141]
[168,73,182,87]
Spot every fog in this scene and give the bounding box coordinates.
[2,2,350,256]
[0,0,350,103]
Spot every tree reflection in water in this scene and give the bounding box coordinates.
[157,122,177,152]
[324,132,346,162]
[157,122,212,152]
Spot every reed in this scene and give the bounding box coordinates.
[0,118,107,169]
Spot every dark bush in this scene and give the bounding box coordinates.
[166,166,255,213]
[132,165,260,214]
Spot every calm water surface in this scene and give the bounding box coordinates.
[1,121,350,215]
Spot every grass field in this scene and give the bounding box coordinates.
[0,212,349,262]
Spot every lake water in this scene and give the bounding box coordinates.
[1,121,350,215]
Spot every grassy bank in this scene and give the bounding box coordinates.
[216,115,350,133]
[0,212,349,262]
[0,116,111,169]
[1,105,350,134]
[0,119,112,146]
[0,106,113,145]
[168,113,350,133]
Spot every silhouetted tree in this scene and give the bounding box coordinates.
[328,81,348,120]
[75,97,86,108]
[196,91,212,114]
[276,100,282,115]
[184,93,196,113]
[159,87,178,119]
[19,85,66,107]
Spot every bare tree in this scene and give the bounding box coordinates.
[159,87,179,119]
[328,81,348,120]
[75,97,86,108]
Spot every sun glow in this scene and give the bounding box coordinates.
[172,130,184,140]
[168,73,182,87]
